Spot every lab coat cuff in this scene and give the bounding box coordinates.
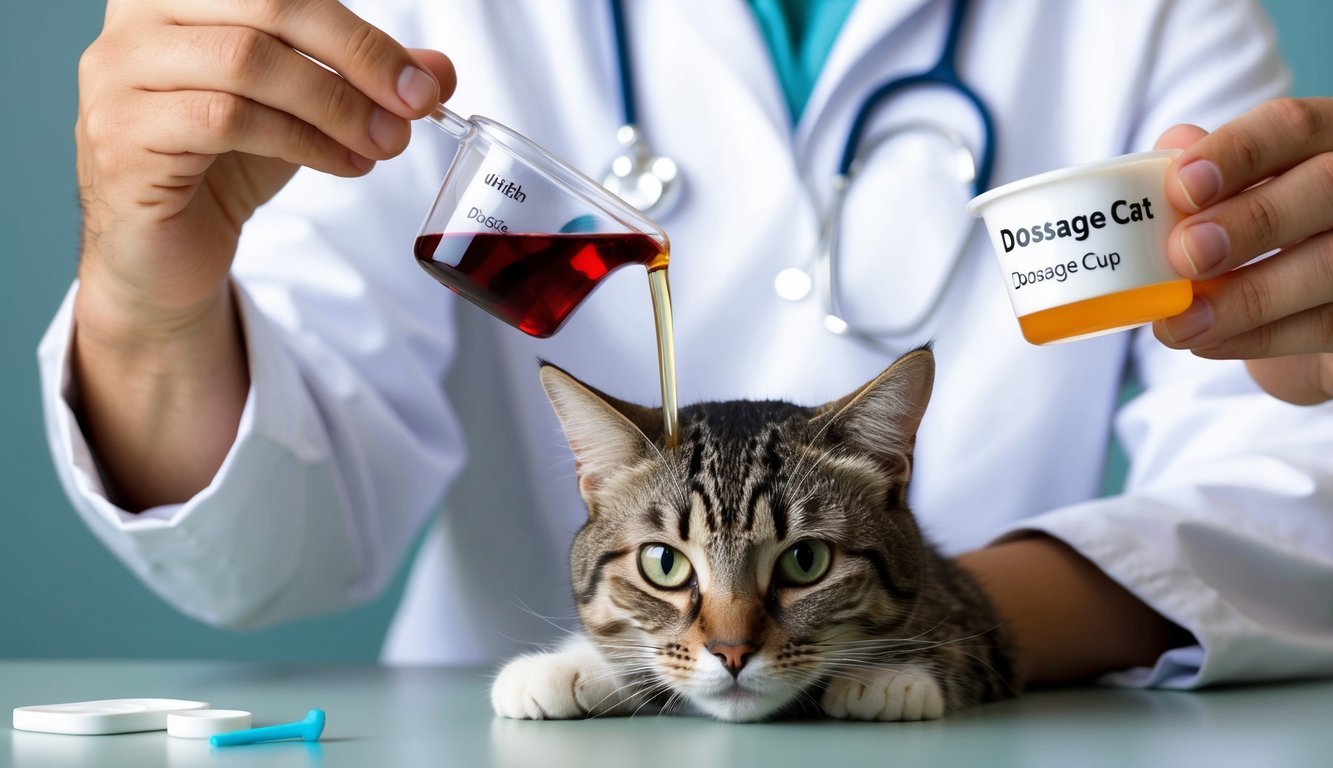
[994,500,1208,689]
[37,280,326,530]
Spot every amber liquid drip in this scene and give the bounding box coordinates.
[415,231,678,446]
[648,267,679,448]
[1017,279,1193,345]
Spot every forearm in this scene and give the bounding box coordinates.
[71,278,249,511]
[957,534,1190,686]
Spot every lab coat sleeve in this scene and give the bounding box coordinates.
[36,130,466,631]
[1005,1,1333,687]
[1008,346,1333,688]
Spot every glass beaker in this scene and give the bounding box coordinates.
[415,107,670,337]
[414,106,678,445]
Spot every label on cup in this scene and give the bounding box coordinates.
[971,154,1184,317]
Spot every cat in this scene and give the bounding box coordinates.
[491,347,1020,722]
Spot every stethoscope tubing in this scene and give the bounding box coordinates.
[804,0,996,340]
[838,0,993,193]
[608,0,638,127]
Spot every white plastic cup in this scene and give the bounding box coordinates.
[966,150,1192,344]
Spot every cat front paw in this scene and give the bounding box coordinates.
[821,665,945,721]
[491,647,628,719]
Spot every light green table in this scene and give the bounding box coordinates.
[3,660,1331,767]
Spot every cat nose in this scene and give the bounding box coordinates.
[708,642,757,677]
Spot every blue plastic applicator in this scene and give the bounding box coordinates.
[209,708,324,747]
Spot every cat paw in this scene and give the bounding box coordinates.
[821,666,945,721]
[491,647,626,719]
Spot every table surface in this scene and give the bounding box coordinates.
[3,660,1332,768]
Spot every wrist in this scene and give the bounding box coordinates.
[73,256,236,355]
[69,274,250,510]
[957,534,1191,686]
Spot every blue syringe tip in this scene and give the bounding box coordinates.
[210,708,325,747]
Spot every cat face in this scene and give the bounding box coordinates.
[542,349,935,721]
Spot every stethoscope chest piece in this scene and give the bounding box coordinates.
[602,124,680,215]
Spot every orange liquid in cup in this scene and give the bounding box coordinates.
[1016,279,1192,345]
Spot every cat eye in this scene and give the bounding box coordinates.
[776,540,832,586]
[639,544,693,589]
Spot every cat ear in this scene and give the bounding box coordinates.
[539,363,659,507]
[813,346,935,476]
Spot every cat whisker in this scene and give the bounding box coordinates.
[808,668,876,688]
[626,679,675,719]
[585,673,662,717]
[656,685,688,716]
[494,595,584,652]
[508,595,581,624]
[808,613,952,650]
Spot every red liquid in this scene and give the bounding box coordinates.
[414,232,668,338]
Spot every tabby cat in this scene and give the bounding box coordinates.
[491,348,1019,722]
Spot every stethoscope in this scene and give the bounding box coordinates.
[602,0,995,342]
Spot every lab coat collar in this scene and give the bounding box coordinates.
[797,0,937,149]
[666,0,791,138]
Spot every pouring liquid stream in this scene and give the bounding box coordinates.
[414,231,679,448]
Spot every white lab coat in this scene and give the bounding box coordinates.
[39,0,1333,686]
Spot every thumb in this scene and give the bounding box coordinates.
[406,49,458,105]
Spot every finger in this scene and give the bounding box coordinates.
[1165,151,1333,278]
[161,0,443,118]
[1153,124,1208,152]
[129,25,409,161]
[1155,230,1333,349]
[1187,303,1333,361]
[137,90,373,177]
[1164,98,1333,213]
[1244,354,1333,406]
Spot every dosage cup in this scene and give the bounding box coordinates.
[966,150,1192,344]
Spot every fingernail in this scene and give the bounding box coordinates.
[348,150,375,174]
[397,66,438,112]
[1162,297,1214,344]
[1180,221,1229,275]
[1177,159,1222,210]
[369,107,406,154]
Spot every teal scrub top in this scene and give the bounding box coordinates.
[748,0,858,124]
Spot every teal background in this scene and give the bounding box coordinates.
[2,2,1330,662]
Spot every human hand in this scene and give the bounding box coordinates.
[1150,98,1333,405]
[75,0,457,336]
[69,0,457,509]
